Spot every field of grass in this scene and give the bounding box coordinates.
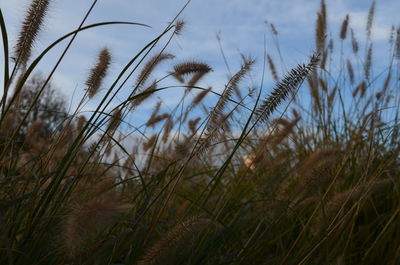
[1,0,400,264]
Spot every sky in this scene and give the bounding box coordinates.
[1,0,399,128]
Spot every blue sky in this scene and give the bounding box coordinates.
[1,0,399,126]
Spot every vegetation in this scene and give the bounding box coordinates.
[0,0,399,264]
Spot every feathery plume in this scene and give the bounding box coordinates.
[86,48,111,98]
[190,87,211,108]
[315,0,327,52]
[15,0,50,66]
[162,118,174,143]
[395,27,400,60]
[188,117,201,135]
[328,86,337,109]
[270,23,278,35]
[347,59,355,84]
[143,134,157,151]
[130,81,157,110]
[172,61,212,84]
[351,29,359,54]
[320,0,327,26]
[267,54,279,81]
[271,117,300,146]
[146,101,162,126]
[255,53,320,124]
[353,81,367,98]
[364,44,373,79]
[146,113,170,128]
[137,217,214,265]
[188,71,208,87]
[296,148,342,189]
[135,53,174,88]
[316,178,393,234]
[65,195,128,255]
[195,59,254,154]
[389,25,395,45]
[308,74,321,112]
[183,87,211,122]
[316,13,326,52]
[320,50,328,70]
[366,1,375,38]
[381,71,391,94]
[76,115,87,132]
[107,107,122,133]
[319,78,328,92]
[340,14,349,40]
[207,58,254,133]
[174,20,185,35]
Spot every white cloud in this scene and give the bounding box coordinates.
[1,0,398,116]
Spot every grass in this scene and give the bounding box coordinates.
[1,0,400,264]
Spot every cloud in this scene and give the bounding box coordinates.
[1,0,398,115]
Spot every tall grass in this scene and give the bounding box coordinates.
[1,0,400,264]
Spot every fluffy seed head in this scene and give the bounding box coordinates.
[347,60,355,84]
[172,61,212,84]
[65,195,128,255]
[130,81,157,110]
[340,14,349,40]
[364,44,373,80]
[174,20,185,35]
[351,29,359,54]
[255,53,320,124]
[191,87,211,108]
[188,117,201,134]
[267,54,279,81]
[15,0,50,66]
[86,48,111,98]
[136,53,174,88]
[146,113,170,128]
[107,107,122,132]
[137,216,214,265]
[207,58,254,134]
[366,1,375,38]
[395,27,400,60]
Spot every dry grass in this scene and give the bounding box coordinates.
[0,0,399,264]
